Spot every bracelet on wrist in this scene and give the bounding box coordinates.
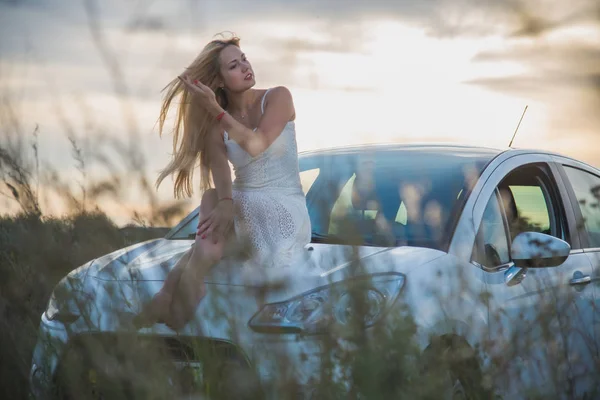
[218,197,233,202]
[216,111,226,121]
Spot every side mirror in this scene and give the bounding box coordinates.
[511,232,570,268]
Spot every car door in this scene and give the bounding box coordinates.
[552,156,600,397]
[470,155,594,398]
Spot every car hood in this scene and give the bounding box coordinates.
[84,238,445,287]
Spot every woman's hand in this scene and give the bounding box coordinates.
[178,75,222,116]
[196,200,234,244]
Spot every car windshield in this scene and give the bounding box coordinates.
[299,148,494,250]
[168,147,496,251]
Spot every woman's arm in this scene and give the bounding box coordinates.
[177,76,295,157]
[195,125,234,242]
[207,125,232,199]
[211,86,295,157]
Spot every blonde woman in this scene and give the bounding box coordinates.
[135,35,311,330]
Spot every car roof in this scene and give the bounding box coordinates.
[298,142,505,158]
[299,142,594,163]
[299,143,600,173]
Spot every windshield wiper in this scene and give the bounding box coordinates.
[311,232,390,247]
[311,232,332,243]
[311,232,355,245]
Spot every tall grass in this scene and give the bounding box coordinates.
[0,96,184,398]
[3,138,598,399]
[0,134,179,399]
[1,96,599,400]
[2,1,600,397]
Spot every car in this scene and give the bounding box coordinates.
[30,144,600,399]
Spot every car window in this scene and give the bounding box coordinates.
[473,164,563,268]
[326,158,431,247]
[506,185,551,236]
[168,211,198,240]
[497,166,561,242]
[563,166,600,248]
[473,190,511,268]
[300,168,320,195]
[328,173,407,235]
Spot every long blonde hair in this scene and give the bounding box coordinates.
[156,35,240,198]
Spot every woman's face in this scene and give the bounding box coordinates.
[218,45,255,92]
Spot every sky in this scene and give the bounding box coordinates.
[1,0,599,225]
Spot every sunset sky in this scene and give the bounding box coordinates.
[1,0,599,225]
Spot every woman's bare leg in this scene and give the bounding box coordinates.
[166,194,231,329]
[134,189,225,328]
[133,249,192,327]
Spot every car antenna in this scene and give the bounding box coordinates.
[509,105,528,148]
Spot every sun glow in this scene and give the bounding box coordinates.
[286,20,541,152]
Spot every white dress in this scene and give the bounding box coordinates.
[223,89,311,268]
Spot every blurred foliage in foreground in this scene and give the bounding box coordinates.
[0,211,170,400]
[0,126,175,399]
[1,128,599,400]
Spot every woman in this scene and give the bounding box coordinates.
[135,35,311,330]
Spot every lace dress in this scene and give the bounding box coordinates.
[223,89,311,268]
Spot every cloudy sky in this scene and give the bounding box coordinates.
[1,0,599,224]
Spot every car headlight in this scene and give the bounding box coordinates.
[45,292,81,323]
[46,294,79,324]
[45,275,87,324]
[248,273,405,335]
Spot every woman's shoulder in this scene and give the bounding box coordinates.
[266,86,292,98]
[262,86,294,118]
[261,86,293,104]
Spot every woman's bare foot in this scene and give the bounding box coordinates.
[164,228,222,330]
[167,270,207,331]
[133,289,173,328]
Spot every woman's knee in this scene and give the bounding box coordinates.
[193,235,225,264]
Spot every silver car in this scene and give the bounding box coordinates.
[30,144,600,399]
